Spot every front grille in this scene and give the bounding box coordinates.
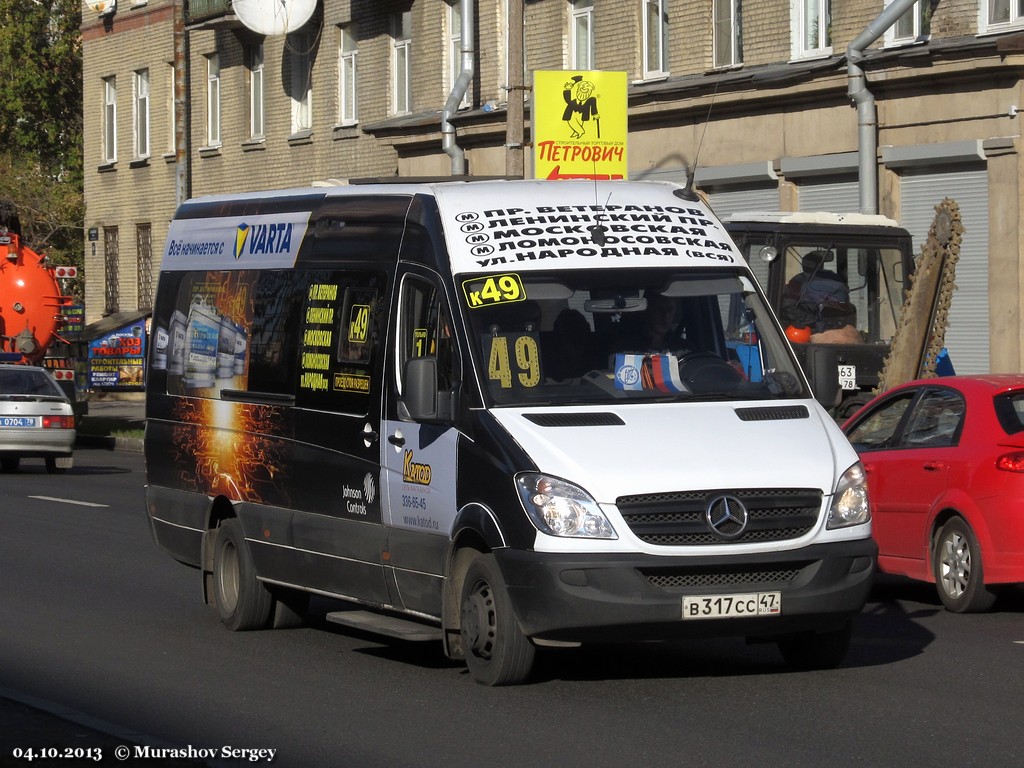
[642,564,807,590]
[617,488,821,546]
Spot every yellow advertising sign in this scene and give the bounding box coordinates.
[532,70,628,181]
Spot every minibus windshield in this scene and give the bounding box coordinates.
[459,268,809,406]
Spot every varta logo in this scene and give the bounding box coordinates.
[234,222,294,259]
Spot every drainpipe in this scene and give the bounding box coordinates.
[847,0,918,214]
[442,0,475,176]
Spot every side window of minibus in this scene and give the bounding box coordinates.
[398,277,457,396]
[246,271,307,397]
[295,270,387,414]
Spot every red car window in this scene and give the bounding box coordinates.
[901,389,964,449]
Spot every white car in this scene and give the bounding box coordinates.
[0,364,75,473]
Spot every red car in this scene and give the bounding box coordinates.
[842,375,1024,612]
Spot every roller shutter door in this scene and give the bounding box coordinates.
[797,179,860,213]
[707,187,779,218]
[899,168,989,374]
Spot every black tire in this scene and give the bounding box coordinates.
[270,586,310,629]
[45,457,67,474]
[212,519,273,631]
[777,620,852,670]
[1,457,20,472]
[459,553,535,686]
[933,517,996,613]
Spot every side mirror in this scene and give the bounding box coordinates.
[402,357,454,422]
[803,345,842,411]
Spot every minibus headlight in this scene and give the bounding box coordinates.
[828,462,870,529]
[516,473,617,539]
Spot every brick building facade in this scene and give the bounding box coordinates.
[82,0,1024,373]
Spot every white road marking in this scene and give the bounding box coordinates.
[28,495,109,508]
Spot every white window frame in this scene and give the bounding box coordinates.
[642,0,668,79]
[713,0,742,68]
[338,23,358,126]
[103,76,117,164]
[167,62,176,154]
[885,0,929,45]
[570,0,595,71]
[981,0,1024,32]
[249,44,265,139]
[290,33,313,134]
[448,1,469,108]
[391,11,412,115]
[792,0,832,60]
[133,69,150,159]
[206,53,221,147]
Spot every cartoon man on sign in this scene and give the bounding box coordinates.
[562,75,599,139]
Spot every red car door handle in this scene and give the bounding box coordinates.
[923,462,945,471]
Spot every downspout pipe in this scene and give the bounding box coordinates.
[442,0,475,176]
[847,0,918,214]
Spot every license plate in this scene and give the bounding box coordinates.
[837,365,857,390]
[0,416,38,428]
[682,592,781,620]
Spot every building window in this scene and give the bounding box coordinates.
[206,53,221,147]
[985,0,1024,29]
[884,0,930,44]
[133,69,150,159]
[104,227,120,315]
[249,44,265,139]
[570,0,594,70]
[103,76,117,164]
[713,0,742,68]
[136,223,153,309]
[448,2,469,108]
[642,0,668,79]
[291,33,313,134]
[338,24,358,125]
[167,63,176,154]
[794,0,831,59]
[391,10,412,115]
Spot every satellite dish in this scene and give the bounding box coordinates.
[86,0,116,15]
[233,0,317,36]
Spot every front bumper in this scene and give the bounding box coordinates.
[496,538,877,642]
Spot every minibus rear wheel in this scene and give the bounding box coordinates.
[459,553,535,686]
[213,518,273,631]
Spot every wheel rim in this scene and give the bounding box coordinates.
[462,579,497,661]
[938,531,971,599]
[217,539,240,613]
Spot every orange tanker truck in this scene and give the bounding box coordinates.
[0,202,84,418]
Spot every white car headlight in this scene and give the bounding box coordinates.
[516,473,617,539]
[828,461,870,529]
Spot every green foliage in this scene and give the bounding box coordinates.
[0,0,84,292]
[0,0,83,161]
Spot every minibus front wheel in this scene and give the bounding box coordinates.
[212,518,273,631]
[459,553,535,686]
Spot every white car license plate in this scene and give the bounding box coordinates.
[838,365,857,390]
[0,416,38,428]
[682,592,781,620]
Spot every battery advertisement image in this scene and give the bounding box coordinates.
[146,266,385,523]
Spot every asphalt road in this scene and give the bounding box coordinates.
[2,444,1023,768]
